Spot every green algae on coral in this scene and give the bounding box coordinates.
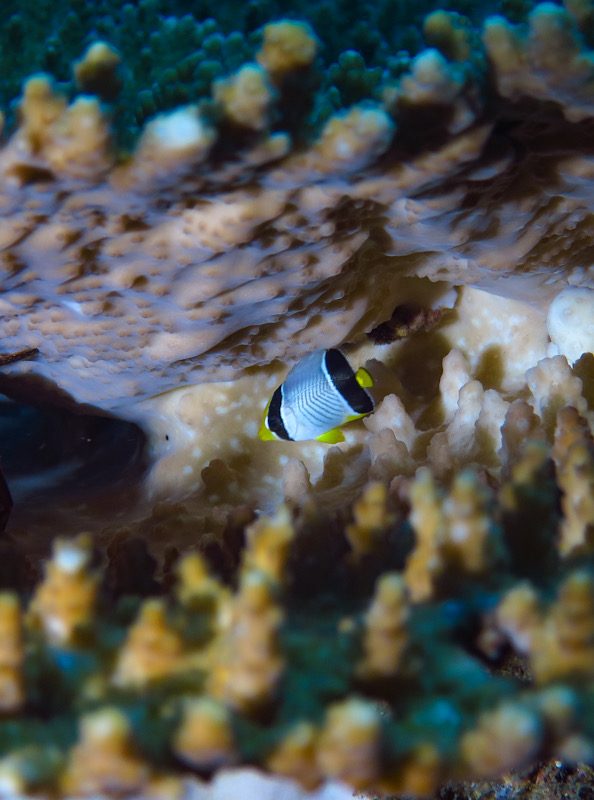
[0,0,540,146]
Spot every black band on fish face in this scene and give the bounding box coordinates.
[267,386,292,440]
[325,349,374,414]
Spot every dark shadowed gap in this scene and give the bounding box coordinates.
[0,395,148,506]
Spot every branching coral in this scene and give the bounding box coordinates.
[27,535,98,646]
[0,593,24,712]
[1,418,594,798]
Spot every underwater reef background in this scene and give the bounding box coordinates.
[0,0,593,797]
[0,0,567,144]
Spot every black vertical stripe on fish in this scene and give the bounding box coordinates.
[267,385,292,440]
[324,349,374,415]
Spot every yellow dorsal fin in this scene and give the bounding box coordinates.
[356,367,374,389]
[345,412,366,423]
[317,428,345,444]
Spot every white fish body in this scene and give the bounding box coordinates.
[259,349,374,443]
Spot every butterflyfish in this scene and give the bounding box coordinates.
[259,348,375,444]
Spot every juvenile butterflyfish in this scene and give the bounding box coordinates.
[259,348,375,444]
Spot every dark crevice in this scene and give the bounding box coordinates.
[0,395,148,508]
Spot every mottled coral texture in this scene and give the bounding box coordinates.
[0,3,593,799]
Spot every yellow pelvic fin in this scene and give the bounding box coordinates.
[356,367,374,389]
[316,427,345,444]
[258,422,276,441]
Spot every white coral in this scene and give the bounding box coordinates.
[546,286,594,364]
